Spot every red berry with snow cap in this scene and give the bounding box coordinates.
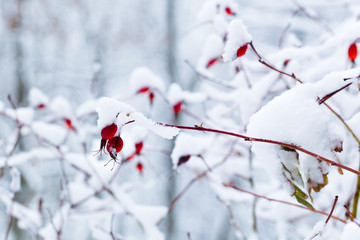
[348,42,358,62]
[101,123,118,140]
[149,92,155,104]
[135,142,143,155]
[283,59,291,67]
[225,7,235,16]
[37,103,45,109]
[136,162,143,173]
[237,44,248,58]
[64,118,76,131]
[177,155,191,166]
[206,58,218,68]
[106,136,124,160]
[138,87,150,94]
[173,101,182,114]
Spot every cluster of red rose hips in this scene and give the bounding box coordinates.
[99,123,123,161]
[98,122,145,173]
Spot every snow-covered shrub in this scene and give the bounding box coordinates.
[1,0,360,239]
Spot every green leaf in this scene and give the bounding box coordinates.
[295,194,314,210]
[293,184,308,200]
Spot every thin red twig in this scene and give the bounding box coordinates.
[158,123,360,176]
[325,196,338,224]
[223,183,346,223]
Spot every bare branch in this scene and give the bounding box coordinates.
[223,183,346,224]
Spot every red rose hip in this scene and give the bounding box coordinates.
[225,7,234,16]
[173,101,182,114]
[237,44,248,58]
[64,118,76,131]
[135,142,143,155]
[136,162,143,173]
[106,136,124,159]
[138,87,150,93]
[348,42,358,62]
[206,58,218,68]
[149,92,155,104]
[101,123,118,140]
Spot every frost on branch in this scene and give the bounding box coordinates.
[0,188,42,234]
[247,80,345,206]
[197,0,240,22]
[171,133,214,170]
[129,66,165,94]
[39,204,70,239]
[222,19,252,62]
[29,88,49,109]
[49,96,73,119]
[305,220,326,240]
[32,122,67,146]
[198,34,224,70]
[341,222,360,240]
[97,97,179,139]
[10,167,21,192]
[167,83,207,106]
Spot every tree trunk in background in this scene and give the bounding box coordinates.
[15,38,25,105]
[166,0,178,85]
[166,0,178,239]
[12,0,26,106]
[8,1,32,239]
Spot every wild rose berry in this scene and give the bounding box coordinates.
[225,7,235,16]
[37,103,45,109]
[64,118,75,131]
[106,136,124,160]
[136,162,143,173]
[177,155,191,166]
[135,142,143,155]
[206,57,218,68]
[348,43,358,62]
[173,101,182,114]
[126,153,136,161]
[149,92,155,104]
[138,87,150,93]
[237,44,248,58]
[101,123,118,140]
[283,59,291,67]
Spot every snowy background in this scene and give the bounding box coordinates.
[1,0,360,239]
